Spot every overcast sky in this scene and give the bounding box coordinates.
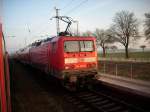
[2,0,150,53]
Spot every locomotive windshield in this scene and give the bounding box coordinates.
[64,41,79,52]
[64,40,94,52]
[80,41,94,52]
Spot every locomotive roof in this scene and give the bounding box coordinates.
[17,36,95,53]
[31,36,95,44]
[51,36,96,42]
[22,36,95,49]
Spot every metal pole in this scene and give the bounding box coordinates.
[76,21,79,36]
[104,63,106,74]
[131,63,133,79]
[25,37,27,47]
[73,20,79,36]
[116,64,118,76]
[55,7,60,36]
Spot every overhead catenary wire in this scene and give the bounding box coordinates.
[64,0,88,15]
[61,0,75,10]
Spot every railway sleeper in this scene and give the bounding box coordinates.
[82,108,93,112]
[94,99,110,106]
[86,98,104,103]
[78,93,94,97]
[73,101,81,105]
[81,95,98,100]
[106,106,125,112]
[68,98,93,112]
[77,104,86,108]
[74,96,106,112]
[99,103,117,110]
[77,105,92,112]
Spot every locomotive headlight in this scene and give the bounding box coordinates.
[65,65,75,69]
[84,57,96,62]
[65,58,78,64]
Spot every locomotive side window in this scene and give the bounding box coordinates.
[64,41,79,52]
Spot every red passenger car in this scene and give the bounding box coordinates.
[17,36,98,89]
[0,23,11,112]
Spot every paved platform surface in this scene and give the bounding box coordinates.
[98,73,150,98]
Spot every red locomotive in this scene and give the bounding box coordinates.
[16,16,98,90]
[16,36,98,90]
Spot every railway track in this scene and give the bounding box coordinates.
[64,89,145,112]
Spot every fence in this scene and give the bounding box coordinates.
[99,57,150,62]
[98,61,150,81]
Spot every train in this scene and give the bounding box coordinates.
[0,23,11,112]
[15,36,98,90]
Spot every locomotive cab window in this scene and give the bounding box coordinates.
[64,41,79,52]
[80,41,94,52]
[64,40,94,52]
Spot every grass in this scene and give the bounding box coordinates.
[98,51,150,59]
[98,61,150,81]
[98,50,150,81]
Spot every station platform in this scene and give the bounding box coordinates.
[97,73,150,98]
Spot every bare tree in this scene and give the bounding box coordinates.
[140,45,146,52]
[110,45,117,52]
[105,46,109,55]
[144,13,150,40]
[94,28,114,57]
[110,11,139,58]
